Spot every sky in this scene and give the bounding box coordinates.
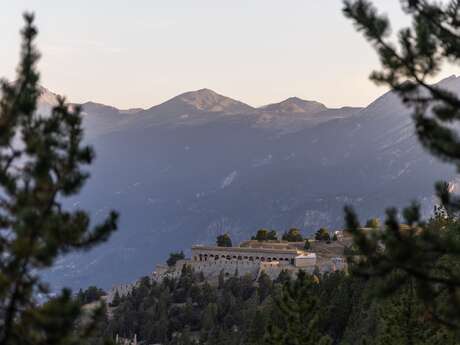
[0,1,457,109]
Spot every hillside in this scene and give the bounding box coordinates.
[96,262,450,345]
[39,77,459,290]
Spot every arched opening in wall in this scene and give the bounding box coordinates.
[267,258,272,262]
[226,255,231,260]
[199,254,203,261]
[232,256,237,260]
[261,257,266,262]
[255,257,260,261]
[215,255,219,260]
[243,256,248,260]
[221,255,226,259]
[237,256,242,260]
[290,259,294,265]
[204,254,208,261]
[248,256,253,261]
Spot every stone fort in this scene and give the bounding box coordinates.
[107,238,347,303]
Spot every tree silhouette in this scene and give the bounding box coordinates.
[343,0,460,327]
[282,228,303,242]
[216,233,233,247]
[0,14,118,344]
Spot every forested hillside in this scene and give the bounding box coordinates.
[91,266,455,345]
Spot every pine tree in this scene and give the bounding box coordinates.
[343,0,460,327]
[257,271,273,303]
[252,229,278,241]
[315,228,330,242]
[281,228,303,242]
[217,233,233,247]
[218,269,225,289]
[167,251,185,267]
[0,14,118,345]
[111,291,121,307]
[365,218,380,229]
[265,270,331,345]
[375,278,451,345]
[247,310,267,345]
[275,270,291,285]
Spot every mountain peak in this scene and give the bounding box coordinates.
[435,74,460,91]
[38,86,60,106]
[154,88,254,114]
[260,97,327,114]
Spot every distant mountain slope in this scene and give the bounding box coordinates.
[151,88,255,114]
[41,78,459,291]
[261,97,326,114]
[37,86,59,114]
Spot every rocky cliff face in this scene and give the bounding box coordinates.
[39,77,459,290]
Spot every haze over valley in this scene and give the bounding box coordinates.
[40,75,459,290]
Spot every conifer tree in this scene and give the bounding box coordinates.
[365,218,380,229]
[343,0,460,327]
[216,233,233,247]
[218,269,225,289]
[111,291,121,307]
[275,270,291,285]
[281,228,303,242]
[0,14,118,345]
[266,271,332,345]
[374,277,454,345]
[247,310,267,345]
[252,229,277,241]
[257,271,273,303]
[315,228,330,242]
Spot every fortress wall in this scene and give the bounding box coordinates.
[191,246,299,265]
[107,245,345,304]
[189,258,261,279]
[257,261,316,280]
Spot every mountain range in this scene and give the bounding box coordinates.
[39,76,459,290]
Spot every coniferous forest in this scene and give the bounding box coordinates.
[91,249,458,345]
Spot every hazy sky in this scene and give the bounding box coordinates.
[0,1,457,109]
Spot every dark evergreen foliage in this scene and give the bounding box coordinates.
[252,229,278,241]
[265,270,332,345]
[216,234,233,247]
[76,286,106,306]
[315,228,331,242]
[0,14,118,345]
[365,218,380,229]
[281,228,304,242]
[343,0,460,327]
[102,267,459,344]
[167,251,186,267]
